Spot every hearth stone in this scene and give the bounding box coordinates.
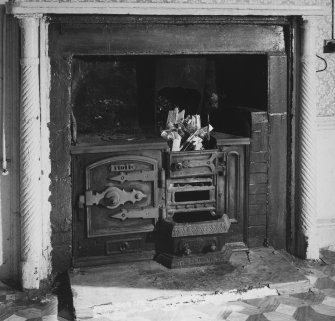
[69,247,309,320]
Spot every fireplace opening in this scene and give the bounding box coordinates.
[48,16,290,269]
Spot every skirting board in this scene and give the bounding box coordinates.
[316,116,335,131]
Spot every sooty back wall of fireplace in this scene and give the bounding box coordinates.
[70,55,268,140]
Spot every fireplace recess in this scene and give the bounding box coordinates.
[48,15,289,269]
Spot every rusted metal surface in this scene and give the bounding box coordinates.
[267,54,288,250]
[268,55,288,114]
[49,17,285,56]
[49,56,73,272]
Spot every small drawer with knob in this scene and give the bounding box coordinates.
[105,237,144,255]
[174,236,224,255]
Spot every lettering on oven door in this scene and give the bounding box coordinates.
[110,163,136,172]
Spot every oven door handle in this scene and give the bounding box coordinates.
[172,154,217,172]
[109,208,158,221]
[79,186,147,209]
[109,170,156,184]
[217,160,227,177]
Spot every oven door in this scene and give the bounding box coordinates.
[73,154,162,266]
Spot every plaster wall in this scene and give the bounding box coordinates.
[316,116,335,249]
[314,7,335,251]
[0,0,335,282]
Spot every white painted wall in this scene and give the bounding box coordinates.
[316,116,335,249]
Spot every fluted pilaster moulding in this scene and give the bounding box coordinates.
[18,14,42,289]
[298,16,319,260]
